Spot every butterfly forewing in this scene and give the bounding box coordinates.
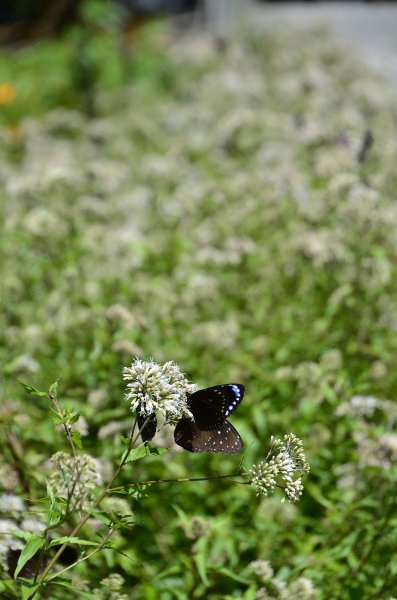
[174,418,243,454]
[137,413,157,442]
[187,383,244,431]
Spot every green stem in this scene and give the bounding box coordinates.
[49,391,77,458]
[27,416,146,600]
[109,472,249,491]
[45,529,113,583]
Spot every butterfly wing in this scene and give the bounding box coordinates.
[137,413,157,442]
[187,384,244,431]
[174,417,243,454]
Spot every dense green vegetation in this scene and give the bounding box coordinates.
[1,19,397,600]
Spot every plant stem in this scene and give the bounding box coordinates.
[49,391,77,458]
[45,529,113,583]
[27,416,146,600]
[109,472,249,491]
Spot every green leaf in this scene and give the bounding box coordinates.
[21,582,40,600]
[46,481,56,510]
[71,430,82,449]
[14,535,46,579]
[48,380,59,397]
[10,530,33,542]
[216,567,251,585]
[47,576,73,588]
[194,552,209,586]
[48,536,99,548]
[67,411,81,425]
[88,509,115,527]
[122,445,168,463]
[17,380,47,398]
[305,482,334,509]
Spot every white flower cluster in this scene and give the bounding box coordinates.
[249,434,310,503]
[0,493,26,516]
[336,392,397,489]
[275,350,342,407]
[123,358,197,424]
[48,452,103,511]
[93,573,129,600]
[250,559,317,599]
[336,395,382,418]
[250,559,274,581]
[0,494,46,574]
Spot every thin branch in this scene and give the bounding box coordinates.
[109,472,249,491]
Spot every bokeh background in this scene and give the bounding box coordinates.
[2,2,397,598]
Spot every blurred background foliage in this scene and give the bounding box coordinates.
[2,1,397,598]
[0,0,197,123]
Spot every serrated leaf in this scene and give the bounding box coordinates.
[48,380,59,397]
[17,380,47,398]
[122,445,167,463]
[125,487,147,500]
[14,536,46,579]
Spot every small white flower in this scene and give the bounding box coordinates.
[249,559,274,581]
[284,478,304,503]
[123,358,196,425]
[250,434,309,503]
[337,395,381,418]
[288,576,318,599]
[48,452,103,511]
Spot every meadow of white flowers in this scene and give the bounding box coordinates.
[2,24,397,599]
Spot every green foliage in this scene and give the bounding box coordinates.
[0,7,175,124]
[1,19,397,600]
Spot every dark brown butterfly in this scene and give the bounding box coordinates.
[174,384,244,454]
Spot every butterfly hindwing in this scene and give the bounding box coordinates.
[137,413,157,442]
[187,384,244,431]
[174,417,243,454]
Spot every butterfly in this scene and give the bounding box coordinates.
[137,384,245,454]
[174,383,244,454]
